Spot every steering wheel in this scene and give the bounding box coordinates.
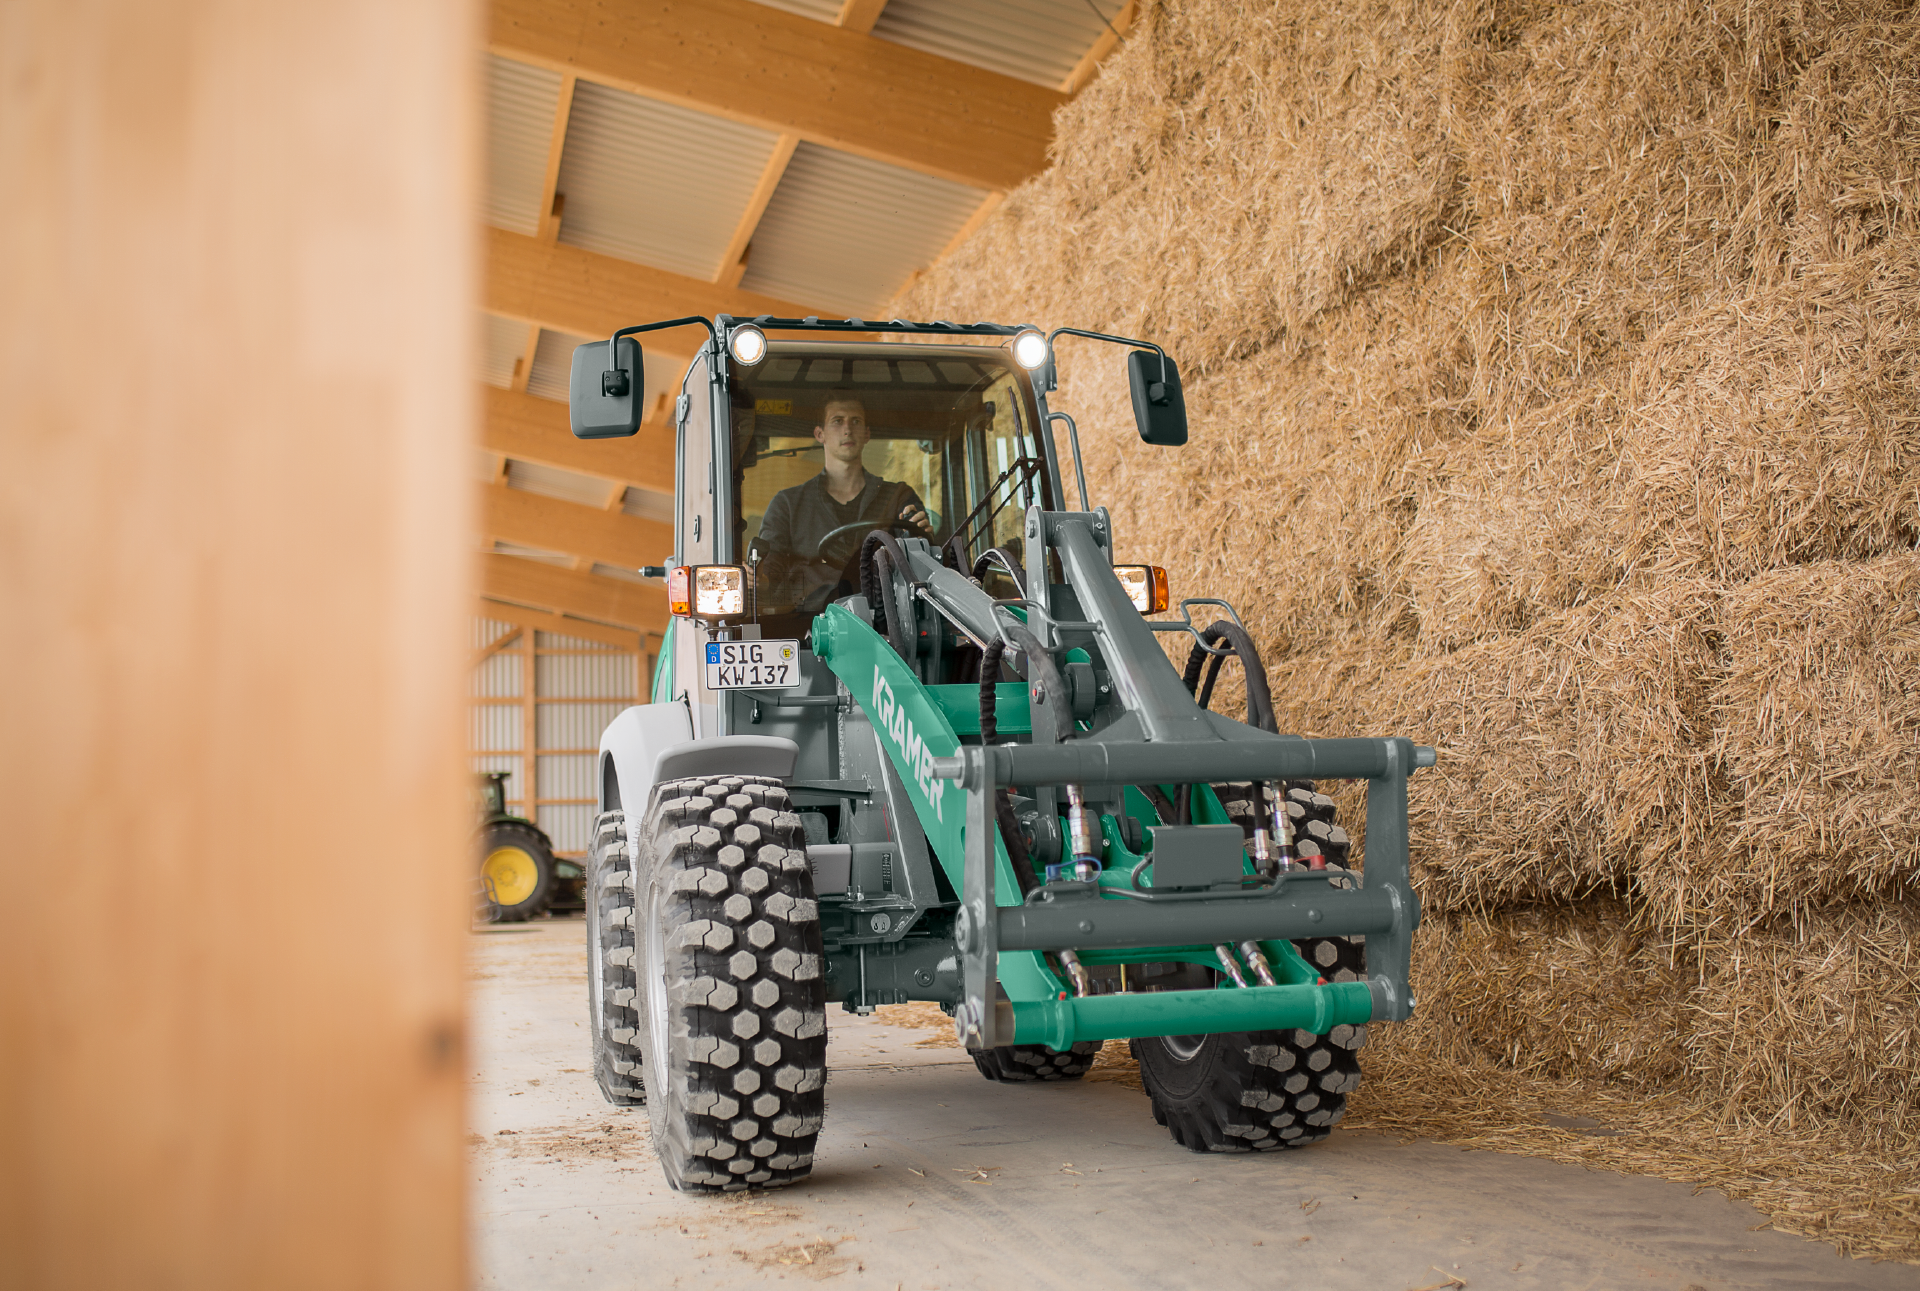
[809,515,931,560]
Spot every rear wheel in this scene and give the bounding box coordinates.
[636,775,828,1192]
[479,820,555,922]
[586,810,645,1105]
[1132,1026,1365,1152]
[972,1041,1102,1083]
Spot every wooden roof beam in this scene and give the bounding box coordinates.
[488,0,1064,192]
[480,552,667,634]
[486,227,816,365]
[483,385,671,497]
[481,480,671,571]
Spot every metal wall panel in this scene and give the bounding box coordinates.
[486,55,563,234]
[872,0,1117,88]
[471,652,522,699]
[536,652,637,698]
[537,701,626,750]
[536,753,596,801]
[740,143,985,315]
[473,617,519,648]
[537,804,596,853]
[555,81,781,280]
[469,705,522,752]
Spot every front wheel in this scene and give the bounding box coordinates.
[636,775,828,1192]
[1133,1026,1365,1152]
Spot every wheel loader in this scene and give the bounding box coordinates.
[567,313,1433,1192]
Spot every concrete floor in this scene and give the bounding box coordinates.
[470,919,1918,1291]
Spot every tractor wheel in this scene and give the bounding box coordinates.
[1131,1025,1365,1153]
[634,775,828,1192]
[971,1041,1103,1083]
[479,819,556,922]
[586,810,645,1106]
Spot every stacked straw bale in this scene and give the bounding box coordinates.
[890,0,1920,1256]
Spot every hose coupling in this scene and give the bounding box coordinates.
[1236,940,1279,988]
[1213,944,1251,989]
[1056,949,1092,997]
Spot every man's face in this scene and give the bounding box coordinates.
[814,400,869,464]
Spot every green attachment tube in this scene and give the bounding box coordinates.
[1009,980,1375,1050]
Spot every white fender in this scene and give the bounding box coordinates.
[597,702,800,816]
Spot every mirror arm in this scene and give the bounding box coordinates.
[1045,326,1171,396]
[603,316,719,393]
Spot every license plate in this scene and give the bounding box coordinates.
[703,639,800,691]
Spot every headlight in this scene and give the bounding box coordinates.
[1113,565,1169,614]
[727,324,767,367]
[1011,328,1050,371]
[692,565,747,619]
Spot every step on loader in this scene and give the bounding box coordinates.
[567,314,1434,1191]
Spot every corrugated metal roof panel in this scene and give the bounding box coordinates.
[486,55,562,233]
[492,540,571,564]
[739,143,986,315]
[506,459,615,508]
[871,0,1118,88]
[482,313,530,388]
[527,326,683,411]
[555,81,781,280]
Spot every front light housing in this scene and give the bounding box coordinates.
[1010,328,1050,371]
[667,564,750,619]
[727,324,768,367]
[1114,565,1170,614]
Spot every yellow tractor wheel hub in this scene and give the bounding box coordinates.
[482,845,541,907]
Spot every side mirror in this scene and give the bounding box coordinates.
[569,337,644,439]
[1127,349,1187,446]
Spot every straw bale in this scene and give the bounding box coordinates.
[1705,552,1920,917]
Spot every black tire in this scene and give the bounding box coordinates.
[971,1041,1103,1083]
[1132,1026,1367,1152]
[635,775,828,1192]
[586,810,645,1105]
[479,819,556,922]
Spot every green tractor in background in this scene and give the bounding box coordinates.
[474,772,585,922]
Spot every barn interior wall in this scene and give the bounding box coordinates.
[892,0,1919,1256]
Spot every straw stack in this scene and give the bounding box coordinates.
[890,0,1920,1254]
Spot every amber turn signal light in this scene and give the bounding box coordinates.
[1113,565,1169,614]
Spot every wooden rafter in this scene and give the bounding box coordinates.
[484,385,671,495]
[835,0,889,35]
[470,625,523,671]
[481,480,671,571]
[476,596,652,652]
[487,228,815,363]
[480,552,667,633]
[488,0,1064,192]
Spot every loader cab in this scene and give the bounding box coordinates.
[687,340,1059,640]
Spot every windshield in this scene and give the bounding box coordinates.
[730,344,1051,622]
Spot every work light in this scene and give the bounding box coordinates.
[1113,565,1170,614]
[666,565,750,619]
[1011,329,1050,371]
[728,324,768,367]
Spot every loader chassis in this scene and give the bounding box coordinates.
[576,317,1431,1188]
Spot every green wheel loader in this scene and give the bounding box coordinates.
[568,314,1433,1190]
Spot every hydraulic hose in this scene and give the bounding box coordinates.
[969,546,1028,598]
[1175,619,1277,825]
[979,638,1041,897]
[859,530,915,660]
